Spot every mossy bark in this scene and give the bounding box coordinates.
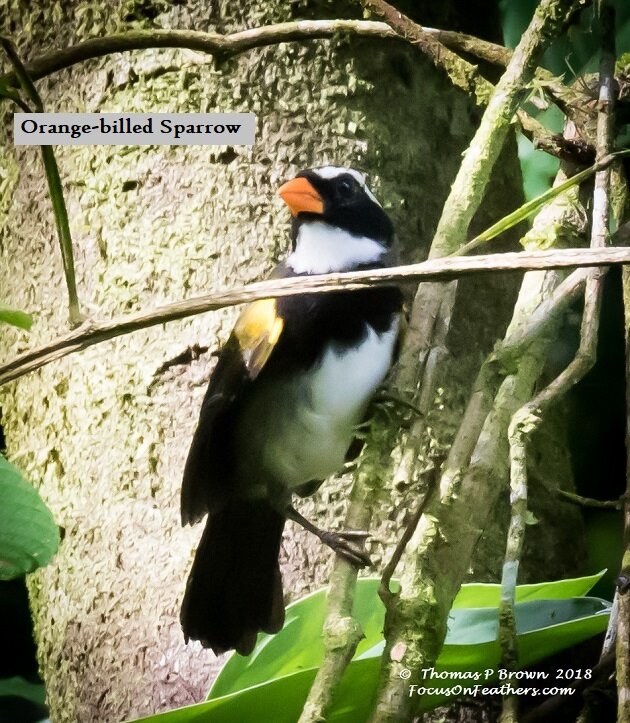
[0,1,581,721]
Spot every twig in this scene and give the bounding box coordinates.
[0,20,590,165]
[373,392,425,419]
[516,109,595,164]
[359,0,494,105]
[498,6,615,720]
[557,488,622,509]
[297,422,391,723]
[364,3,590,720]
[493,267,589,366]
[379,468,439,606]
[0,36,83,327]
[0,22,516,88]
[1,247,629,387]
[0,22,395,84]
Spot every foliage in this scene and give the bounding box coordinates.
[0,307,32,330]
[128,574,609,723]
[0,675,46,705]
[0,454,59,580]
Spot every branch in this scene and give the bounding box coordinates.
[359,0,494,105]
[0,21,514,89]
[0,20,591,165]
[1,247,629,387]
[556,488,622,509]
[0,22,397,85]
[297,418,392,723]
[499,5,615,719]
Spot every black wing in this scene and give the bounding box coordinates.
[181,273,289,525]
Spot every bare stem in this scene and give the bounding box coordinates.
[557,488,622,509]
[1,247,629,387]
[365,2,592,719]
[0,36,82,327]
[499,5,615,719]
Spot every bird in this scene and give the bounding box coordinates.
[180,166,403,656]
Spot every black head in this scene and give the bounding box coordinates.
[278,166,395,248]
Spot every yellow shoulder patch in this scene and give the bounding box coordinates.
[233,298,284,380]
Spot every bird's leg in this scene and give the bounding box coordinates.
[286,505,373,568]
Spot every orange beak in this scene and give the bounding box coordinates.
[278,177,324,216]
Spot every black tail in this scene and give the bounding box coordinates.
[180,498,286,656]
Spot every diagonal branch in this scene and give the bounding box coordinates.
[1,247,629,387]
[0,21,591,164]
[499,4,616,720]
[359,0,494,104]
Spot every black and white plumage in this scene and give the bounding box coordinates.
[180,166,403,655]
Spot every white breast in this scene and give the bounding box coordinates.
[308,324,398,422]
[253,318,400,488]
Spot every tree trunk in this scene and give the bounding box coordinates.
[0,1,579,721]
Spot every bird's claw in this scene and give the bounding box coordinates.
[320,530,373,568]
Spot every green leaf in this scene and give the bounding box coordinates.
[0,307,33,330]
[126,576,610,723]
[451,570,605,609]
[0,454,59,580]
[456,149,630,256]
[0,676,46,706]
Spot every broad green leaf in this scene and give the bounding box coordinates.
[0,306,32,330]
[0,676,46,705]
[209,573,602,698]
[128,578,610,723]
[0,455,59,580]
[209,580,386,699]
[451,570,605,609]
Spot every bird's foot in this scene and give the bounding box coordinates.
[318,530,373,568]
[286,505,373,568]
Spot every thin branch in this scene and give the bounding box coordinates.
[379,469,438,606]
[0,22,590,165]
[2,247,629,387]
[499,6,615,720]
[516,109,595,164]
[0,22,520,89]
[297,422,390,723]
[0,36,83,327]
[359,0,495,105]
[365,3,590,719]
[557,488,622,509]
[0,21,511,90]
[493,267,589,364]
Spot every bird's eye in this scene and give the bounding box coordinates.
[337,178,354,197]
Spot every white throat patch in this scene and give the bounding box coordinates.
[287,221,385,274]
